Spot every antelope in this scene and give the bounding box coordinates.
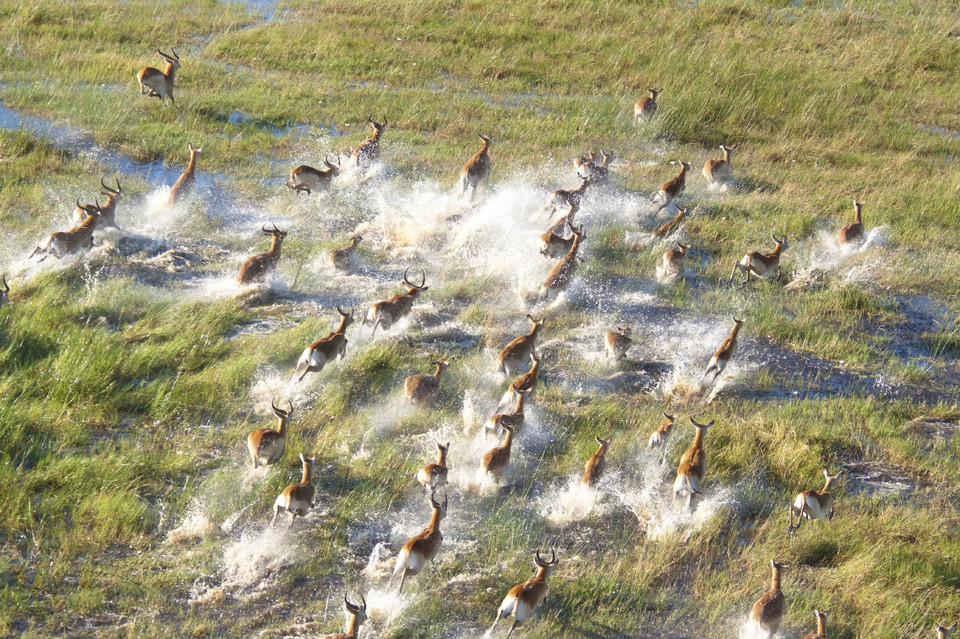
[634,88,662,123]
[651,207,686,239]
[749,560,789,639]
[237,224,287,285]
[291,307,353,382]
[701,317,744,389]
[542,177,590,217]
[404,359,450,405]
[362,267,428,335]
[74,177,123,229]
[0,275,9,309]
[351,115,386,171]
[247,400,294,469]
[803,609,828,639]
[648,412,676,448]
[604,326,632,360]
[270,453,315,527]
[731,235,788,286]
[30,202,102,261]
[167,143,201,206]
[582,436,611,487]
[538,207,579,258]
[389,493,447,593]
[458,134,491,200]
[585,150,613,184]
[936,624,956,639]
[330,234,362,272]
[837,199,865,246]
[503,353,542,410]
[658,242,690,280]
[673,418,712,508]
[320,594,367,639]
[286,156,341,196]
[573,151,596,177]
[538,225,585,301]
[137,48,180,105]
[482,423,516,482]
[702,144,737,189]
[416,442,450,493]
[489,549,559,639]
[498,315,545,375]
[788,469,844,535]
[655,161,690,212]
[486,388,530,439]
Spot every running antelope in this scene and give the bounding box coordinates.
[749,560,789,639]
[330,234,362,272]
[482,423,516,482]
[0,275,9,309]
[351,116,386,171]
[502,353,542,410]
[702,144,737,189]
[390,492,447,593]
[701,317,744,389]
[542,177,590,217]
[291,307,353,382]
[634,88,662,123]
[584,150,613,184]
[574,152,596,177]
[604,326,633,360]
[75,177,123,229]
[651,207,686,239]
[936,624,956,639]
[802,609,828,639]
[362,267,428,335]
[167,143,201,206]
[788,469,844,535]
[30,202,102,261]
[320,594,367,639]
[539,225,585,301]
[837,199,866,246]
[658,242,690,281]
[486,388,530,439]
[498,315,545,375]
[137,48,180,105]
[237,224,287,285]
[286,156,341,196]
[655,161,690,212]
[673,417,712,508]
[247,400,294,469]
[538,207,579,258]
[648,412,676,448]
[489,549,559,639]
[416,442,450,493]
[582,436,611,487]
[270,453,315,527]
[458,134,491,200]
[404,359,450,405]
[730,235,788,286]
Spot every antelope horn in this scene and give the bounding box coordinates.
[402,266,412,286]
[76,196,82,209]
[417,267,426,288]
[2,275,8,293]
[381,115,387,127]
[172,48,180,61]
[261,224,271,233]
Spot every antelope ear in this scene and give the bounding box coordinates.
[299,453,306,463]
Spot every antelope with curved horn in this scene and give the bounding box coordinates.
[362,267,428,335]
[651,207,686,239]
[936,624,956,639]
[486,388,530,439]
[286,155,341,196]
[458,134,491,201]
[703,144,737,189]
[655,161,690,213]
[604,326,632,360]
[582,436,611,487]
[329,234,362,272]
[405,359,450,405]
[482,423,516,482]
[74,177,123,229]
[291,307,353,382]
[30,201,102,261]
[730,235,788,286]
[539,224,585,301]
[320,594,367,639]
[542,177,590,217]
[657,242,690,282]
[489,549,559,639]
[137,48,181,105]
[648,412,676,448]
[0,275,9,309]
[390,492,447,593]
[749,560,789,639]
[498,315,545,376]
[701,317,744,389]
[416,442,450,493]
[351,116,386,171]
[837,199,866,246]
[237,224,287,285]
[538,206,579,258]
[270,453,315,527]
[788,468,844,535]
[247,400,294,469]
[502,352,542,411]
[802,609,828,639]
[167,143,201,206]
[634,88,662,123]
[673,417,712,509]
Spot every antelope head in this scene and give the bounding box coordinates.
[100,176,122,201]
[0,274,9,308]
[324,155,342,175]
[271,398,294,420]
[402,266,429,293]
[263,223,288,242]
[368,115,387,137]
[343,593,368,626]
[157,47,181,71]
[534,548,559,577]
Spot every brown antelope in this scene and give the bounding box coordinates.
[137,48,180,105]
[750,560,789,639]
[75,177,123,229]
[634,88,662,123]
[389,493,447,593]
[30,201,102,261]
[330,234,362,272]
[320,594,367,639]
[673,418,712,508]
[362,267,429,335]
[486,388,530,439]
[538,225,585,301]
[286,156,341,196]
[788,468,844,535]
[701,317,744,388]
[237,224,287,285]
[936,624,956,639]
[291,307,353,382]
[489,549,559,638]
[351,116,386,171]
[651,207,686,239]
[648,412,676,448]
[583,150,613,184]
[730,235,788,286]
[498,315,545,375]
[702,144,737,189]
[247,400,294,469]
[503,353,542,410]
[604,326,633,360]
[655,161,690,212]
[542,177,590,217]
[802,609,828,639]
[404,359,450,405]
[270,453,315,527]
[482,423,516,482]
[416,442,450,493]
[582,436,611,487]
[573,151,596,177]
[658,243,690,280]
[167,143,201,206]
[837,199,865,246]
[0,275,9,309]
[538,207,579,258]
[458,134,491,200]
